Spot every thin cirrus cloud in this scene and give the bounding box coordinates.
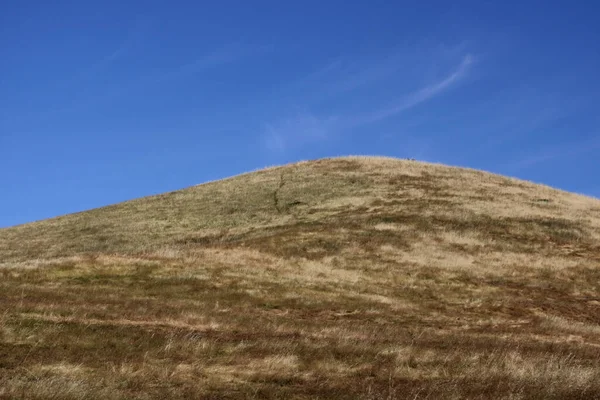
[65,17,153,85]
[320,54,407,96]
[24,42,264,121]
[155,43,270,84]
[263,53,475,152]
[264,113,340,152]
[285,52,413,102]
[355,54,475,125]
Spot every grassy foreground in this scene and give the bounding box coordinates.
[1,156,599,399]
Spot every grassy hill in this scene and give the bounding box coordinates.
[1,156,599,399]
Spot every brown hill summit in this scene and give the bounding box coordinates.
[1,156,599,399]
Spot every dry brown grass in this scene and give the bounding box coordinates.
[1,156,599,399]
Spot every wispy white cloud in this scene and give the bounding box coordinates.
[262,52,476,153]
[8,17,154,122]
[68,17,153,84]
[262,47,475,151]
[156,43,269,83]
[301,59,344,83]
[264,112,339,152]
[287,52,412,101]
[25,42,266,121]
[291,43,473,101]
[321,55,406,96]
[356,54,474,124]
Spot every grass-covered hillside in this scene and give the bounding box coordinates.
[1,156,599,399]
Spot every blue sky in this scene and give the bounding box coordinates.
[1,1,599,227]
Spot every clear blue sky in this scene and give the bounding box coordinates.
[1,1,599,228]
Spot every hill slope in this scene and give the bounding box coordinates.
[1,156,600,399]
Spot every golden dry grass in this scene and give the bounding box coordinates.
[1,156,599,399]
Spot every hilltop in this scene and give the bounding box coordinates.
[1,156,599,399]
